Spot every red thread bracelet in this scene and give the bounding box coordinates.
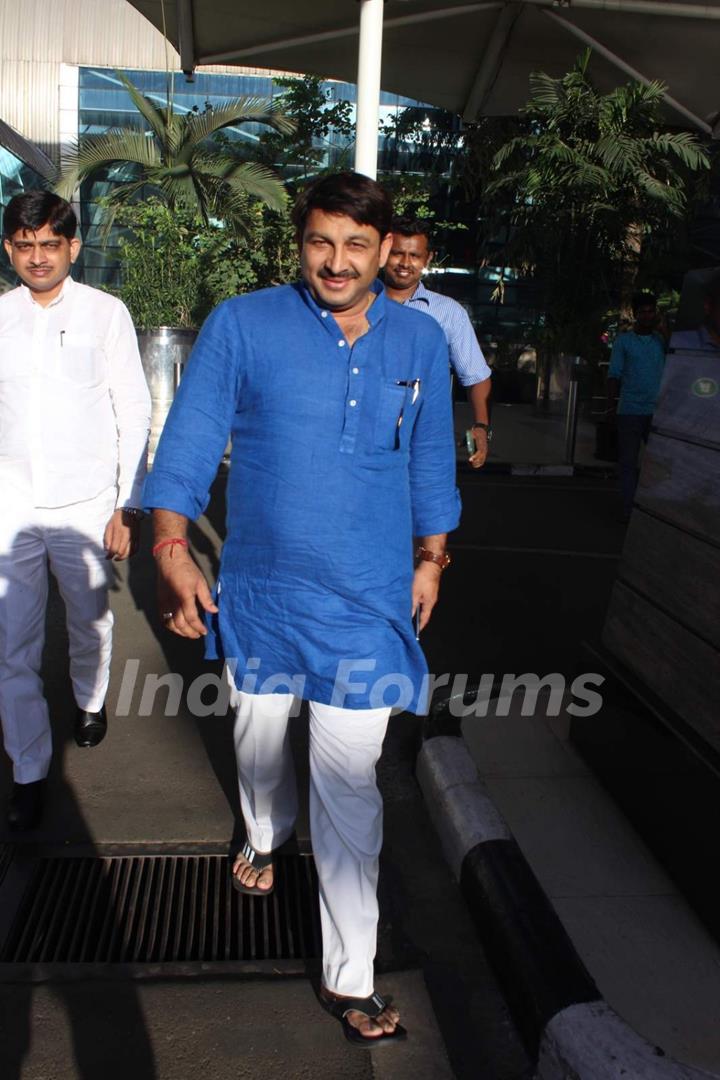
[152,537,189,558]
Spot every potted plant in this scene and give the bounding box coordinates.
[113,198,203,456]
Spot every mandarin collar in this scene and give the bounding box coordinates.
[296,278,387,332]
[20,273,75,309]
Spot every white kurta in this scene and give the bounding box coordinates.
[0,276,150,508]
[0,276,151,782]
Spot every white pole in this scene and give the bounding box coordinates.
[354,0,384,179]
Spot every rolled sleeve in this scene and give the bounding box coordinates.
[142,302,242,518]
[409,332,462,536]
[450,313,492,387]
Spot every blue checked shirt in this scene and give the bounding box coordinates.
[143,281,461,714]
[403,280,492,387]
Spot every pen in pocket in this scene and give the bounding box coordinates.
[395,379,422,446]
[396,378,421,404]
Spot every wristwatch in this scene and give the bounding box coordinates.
[415,546,452,571]
[472,422,493,441]
[122,507,145,520]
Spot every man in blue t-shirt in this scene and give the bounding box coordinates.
[608,291,666,520]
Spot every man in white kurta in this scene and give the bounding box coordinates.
[0,191,150,829]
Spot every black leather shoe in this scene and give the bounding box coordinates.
[74,705,107,748]
[7,779,46,831]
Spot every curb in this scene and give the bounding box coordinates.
[417,697,719,1079]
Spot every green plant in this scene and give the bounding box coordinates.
[57,71,294,238]
[113,197,298,329]
[195,195,298,310]
[113,200,202,328]
[485,50,709,345]
[256,75,354,180]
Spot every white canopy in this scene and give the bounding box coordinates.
[126,1,720,175]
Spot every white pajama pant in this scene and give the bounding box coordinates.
[229,682,391,999]
[0,490,115,783]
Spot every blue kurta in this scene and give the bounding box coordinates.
[143,281,461,713]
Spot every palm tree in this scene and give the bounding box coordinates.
[487,50,709,324]
[56,71,295,237]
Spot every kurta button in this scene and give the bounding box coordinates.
[349,399,357,407]
[321,311,328,318]
[352,367,359,374]
[338,340,345,347]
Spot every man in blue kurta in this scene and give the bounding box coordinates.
[143,172,460,1046]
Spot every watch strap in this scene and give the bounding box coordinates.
[415,546,451,570]
[471,422,492,442]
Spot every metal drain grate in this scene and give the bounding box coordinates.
[2,853,321,964]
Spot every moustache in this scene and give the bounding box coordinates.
[317,269,360,281]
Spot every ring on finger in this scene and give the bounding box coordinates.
[161,611,174,620]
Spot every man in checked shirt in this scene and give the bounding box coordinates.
[384,215,493,468]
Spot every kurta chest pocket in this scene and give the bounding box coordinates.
[56,334,106,386]
[374,382,416,451]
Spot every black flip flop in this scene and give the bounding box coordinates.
[230,841,274,896]
[319,989,408,1047]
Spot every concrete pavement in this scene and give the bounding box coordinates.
[460,692,720,1075]
[419,471,720,1077]
[6,465,704,1079]
[0,972,453,1080]
[0,472,531,1079]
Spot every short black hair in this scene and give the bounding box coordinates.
[3,191,77,240]
[391,215,434,248]
[292,171,393,239]
[632,290,657,314]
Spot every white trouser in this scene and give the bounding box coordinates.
[0,490,115,783]
[230,683,391,998]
